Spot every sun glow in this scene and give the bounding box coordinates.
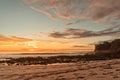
[24,40,38,48]
[0,35,94,53]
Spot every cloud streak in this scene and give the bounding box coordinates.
[0,34,32,42]
[31,6,57,20]
[49,25,120,39]
[73,45,86,48]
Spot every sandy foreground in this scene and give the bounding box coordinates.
[0,59,120,80]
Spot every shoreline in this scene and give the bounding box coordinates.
[0,52,120,66]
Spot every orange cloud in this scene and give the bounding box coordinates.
[57,12,70,19]
[0,34,32,42]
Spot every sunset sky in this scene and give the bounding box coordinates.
[0,0,120,53]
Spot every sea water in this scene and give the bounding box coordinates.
[0,52,87,60]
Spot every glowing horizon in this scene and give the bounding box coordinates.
[0,35,94,53]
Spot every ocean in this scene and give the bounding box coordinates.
[0,52,88,60]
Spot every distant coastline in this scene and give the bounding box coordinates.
[0,52,89,60]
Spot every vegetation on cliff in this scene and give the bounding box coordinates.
[95,39,120,54]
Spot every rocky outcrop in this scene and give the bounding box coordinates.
[95,39,120,54]
[110,39,120,52]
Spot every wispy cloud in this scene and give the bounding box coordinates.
[23,0,90,20]
[0,34,32,42]
[31,6,57,20]
[88,0,120,22]
[23,0,120,22]
[65,22,74,26]
[49,25,120,39]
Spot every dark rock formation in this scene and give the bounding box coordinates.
[95,39,120,54]
[110,39,120,53]
[95,41,111,51]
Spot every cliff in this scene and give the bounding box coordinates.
[95,39,120,54]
